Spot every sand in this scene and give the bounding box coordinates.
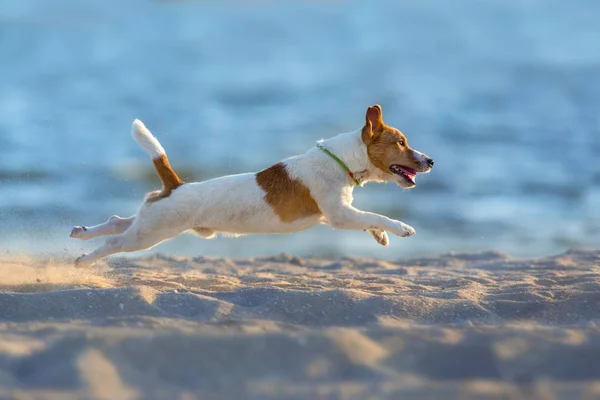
[0,249,599,399]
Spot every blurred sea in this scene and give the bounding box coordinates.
[1,0,600,260]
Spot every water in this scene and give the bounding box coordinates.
[1,0,600,260]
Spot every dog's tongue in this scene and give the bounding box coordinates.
[399,166,417,179]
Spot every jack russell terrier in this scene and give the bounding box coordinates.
[70,105,434,267]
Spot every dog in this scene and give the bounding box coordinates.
[70,105,434,267]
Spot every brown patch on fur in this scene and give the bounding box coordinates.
[256,163,321,223]
[193,228,216,238]
[362,104,426,174]
[146,154,184,203]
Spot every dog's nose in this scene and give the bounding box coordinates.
[427,158,434,167]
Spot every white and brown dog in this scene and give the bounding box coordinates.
[70,105,434,267]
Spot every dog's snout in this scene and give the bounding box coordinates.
[426,157,434,168]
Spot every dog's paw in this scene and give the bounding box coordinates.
[74,254,90,268]
[394,222,416,237]
[70,226,87,239]
[367,229,389,246]
[74,254,84,268]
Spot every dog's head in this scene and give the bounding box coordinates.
[361,105,434,188]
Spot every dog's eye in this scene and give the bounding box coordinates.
[397,140,405,147]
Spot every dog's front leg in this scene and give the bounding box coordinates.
[323,204,415,237]
[366,229,389,246]
[322,216,390,246]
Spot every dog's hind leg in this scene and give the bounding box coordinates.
[70,215,135,240]
[74,234,127,268]
[74,232,162,268]
[74,215,188,268]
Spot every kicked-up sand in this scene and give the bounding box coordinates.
[0,249,600,399]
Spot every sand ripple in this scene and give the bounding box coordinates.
[1,250,600,399]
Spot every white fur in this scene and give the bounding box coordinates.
[71,123,429,267]
[132,119,165,159]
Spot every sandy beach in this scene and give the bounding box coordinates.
[0,249,598,399]
[3,0,600,398]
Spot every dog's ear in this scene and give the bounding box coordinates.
[362,105,384,143]
[362,119,373,143]
[366,105,384,131]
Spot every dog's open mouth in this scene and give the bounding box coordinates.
[390,165,417,185]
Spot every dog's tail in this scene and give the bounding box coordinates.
[132,119,184,202]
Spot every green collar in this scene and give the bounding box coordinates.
[316,143,361,186]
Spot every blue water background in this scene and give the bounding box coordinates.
[1,0,600,260]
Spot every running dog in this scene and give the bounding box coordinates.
[70,105,434,267]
